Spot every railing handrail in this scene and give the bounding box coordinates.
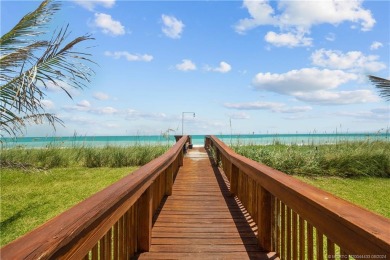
[206,135,390,255]
[1,136,189,259]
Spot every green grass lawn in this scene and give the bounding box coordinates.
[296,176,390,218]
[0,167,136,246]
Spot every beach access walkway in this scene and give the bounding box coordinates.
[136,147,277,259]
[1,135,388,259]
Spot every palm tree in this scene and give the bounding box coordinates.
[369,75,390,102]
[0,0,95,137]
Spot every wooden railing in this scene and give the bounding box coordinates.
[1,136,189,259]
[205,135,390,259]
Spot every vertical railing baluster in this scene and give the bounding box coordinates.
[327,237,335,259]
[137,186,153,252]
[91,242,98,260]
[124,211,129,257]
[257,186,272,251]
[307,223,313,260]
[340,248,349,259]
[230,163,238,196]
[281,202,286,260]
[118,215,124,259]
[292,211,298,259]
[299,216,305,260]
[275,199,281,255]
[287,207,292,260]
[113,222,118,259]
[317,230,324,260]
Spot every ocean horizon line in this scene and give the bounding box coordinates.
[1,131,388,139]
[1,132,388,149]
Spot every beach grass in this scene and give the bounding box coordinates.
[231,141,390,217]
[0,144,169,169]
[0,167,136,246]
[232,140,390,177]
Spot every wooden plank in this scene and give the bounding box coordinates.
[137,251,278,259]
[151,237,259,245]
[136,147,275,259]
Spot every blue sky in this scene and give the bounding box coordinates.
[2,0,389,136]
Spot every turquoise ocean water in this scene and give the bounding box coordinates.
[1,133,388,148]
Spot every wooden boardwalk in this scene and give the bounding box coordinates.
[136,147,277,259]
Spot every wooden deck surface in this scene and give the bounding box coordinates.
[135,147,278,259]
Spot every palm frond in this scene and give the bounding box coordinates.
[0,0,95,137]
[369,75,390,102]
[0,112,62,137]
[0,0,59,49]
[0,41,48,72]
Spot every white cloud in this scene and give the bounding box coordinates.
[370,41,383,50]
[74,0,115,11]
[104,51,153,62]
[234,0,276,34]
[77,100,91,108]
[224,101,312,113]
[251,68,381,105]
[126,109,168,120]
[93,92,110,100]
[235,0,375,47]
[45,81,80,96]
[63,102,119,115]
[276,0,375,31]
[225,101,284,111]
[98,106,118,115]
[176,59,197,71]
[336,107,389,121]
[278,106,313,113]
[161,14,184,39]
[205,61,232,73]
[265,31,312,47]
[311,49,386,72]
[228,112,250,120]
[41,100,55,110]
[94,13,125,36]
[325,33,336,42]
[252,68,357,94]
[294,90,380,105]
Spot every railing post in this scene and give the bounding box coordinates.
[230,163,239,196]
[204,137,210,149]
[137,186,153,252]
[165,164,173,196]
[258,186,272,251]
[216,149,221,165]
[179,149,184,166]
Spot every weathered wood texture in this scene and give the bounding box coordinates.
[0,136,189,259]
[136,148,277,259]
[206,135,390,259]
